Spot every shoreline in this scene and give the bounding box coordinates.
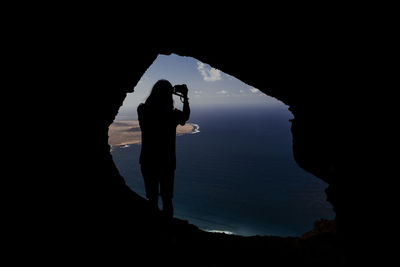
[108,120,199,148]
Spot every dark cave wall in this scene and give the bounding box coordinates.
[21,38,364,266]
[73,45,357,257]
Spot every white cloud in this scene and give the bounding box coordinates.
[197,62,222,82]
[249,87,259,93]
[217,90,228,95]
[194,90,203,95]
[239,90,245,94]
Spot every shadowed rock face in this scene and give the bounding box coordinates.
[34,43,360,265]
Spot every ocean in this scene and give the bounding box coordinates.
[111,104,335,237]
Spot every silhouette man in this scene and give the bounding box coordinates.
[138,79,190,218]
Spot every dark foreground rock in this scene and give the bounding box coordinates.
[17,36,371,266]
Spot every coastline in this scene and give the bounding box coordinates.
[108,120,199,148]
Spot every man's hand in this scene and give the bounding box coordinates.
[181,84,188,97]
[173,84,189,100]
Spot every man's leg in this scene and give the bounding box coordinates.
[141,166,159,211]
[160,169,175,218]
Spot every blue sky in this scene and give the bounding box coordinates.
[119,54,285,114]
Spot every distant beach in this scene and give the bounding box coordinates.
[108,120,198,147]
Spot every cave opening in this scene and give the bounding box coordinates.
[108,54,335,237]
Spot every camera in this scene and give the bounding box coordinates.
[173,84,188,96]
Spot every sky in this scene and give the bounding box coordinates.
[118,54,286,116]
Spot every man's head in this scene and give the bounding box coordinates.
[145,79,174,109]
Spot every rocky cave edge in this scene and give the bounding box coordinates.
[60,45,361,266]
